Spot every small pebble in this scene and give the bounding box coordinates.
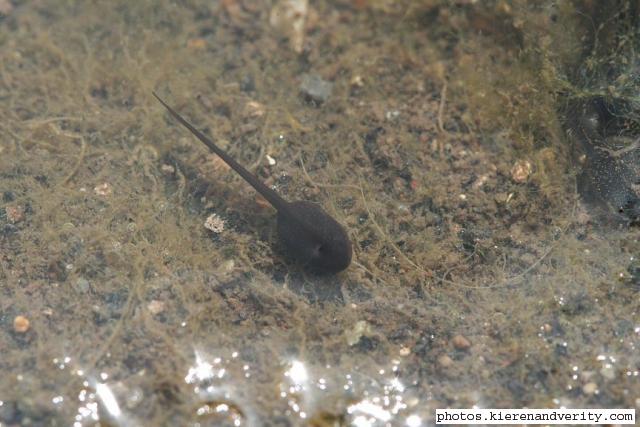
[94,182,112,196]
[75,277,90,293]
[244,101,266,117]
[472,174,490,190]
[399,346,411,357]
[5,205,24,223]
[600,365,615,380]
[346,320,372,346]
[510,160,532,183]
[13,315,30,333]
[160,164,175,174]
[582,382,597,395]
[350,75,365,87]
[452,334,471,350]
[220,259,235,273]
[385,110,400,120]
[299,73,333,103]
[437,354,453,368]
[147,300,165,315]
[204,213,225,233]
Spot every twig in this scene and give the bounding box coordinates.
[437,82,448,134]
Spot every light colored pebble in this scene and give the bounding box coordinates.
[147,300,165,315]
[582,382,597,395]
[452,334,471,350]
[245,101,265,117]
[510,159,532,183]
[220,259,235,273]
[350,75,364,87]
[204,213,225,233]
[346,320,372,346]
[600,365,615,380]
[94,182,112,196]
[437,354,453,368]
[160,164,175,174]
[13,315,30,333]
[5,205,24,223]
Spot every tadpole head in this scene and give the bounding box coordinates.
[277,201,352,274]
[308,221,353,274]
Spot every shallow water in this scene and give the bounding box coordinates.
[1,1,639,426]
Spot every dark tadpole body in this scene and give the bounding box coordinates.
[153,92,352,274]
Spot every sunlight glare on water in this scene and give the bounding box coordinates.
[274,354,428,426]
[182,348,253,426]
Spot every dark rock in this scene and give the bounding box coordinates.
[1,223,17,236]
[2,191,15,202]
[355,336,379,352]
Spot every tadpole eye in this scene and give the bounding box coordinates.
[316,245,324,254]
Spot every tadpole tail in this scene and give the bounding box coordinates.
[153,92,290,212]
